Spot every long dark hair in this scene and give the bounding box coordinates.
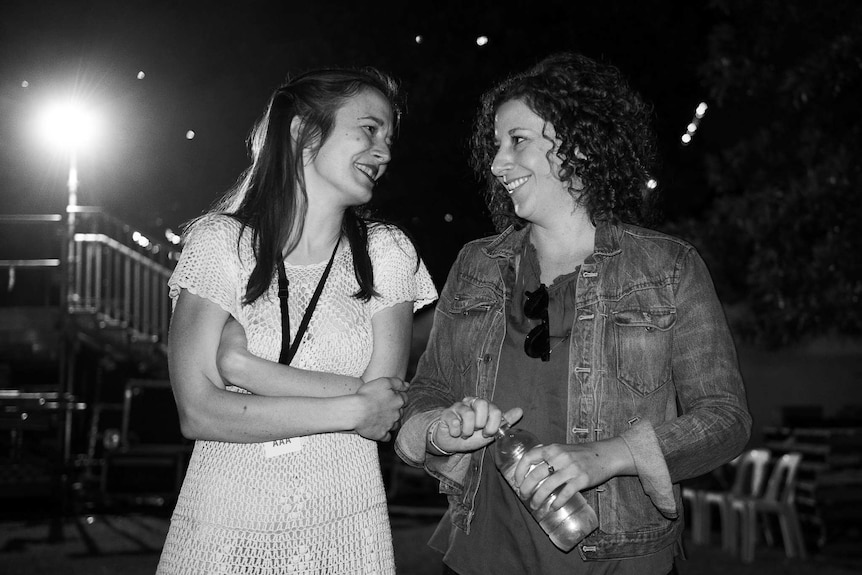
[471,52,658,232]
[208,67,403,305]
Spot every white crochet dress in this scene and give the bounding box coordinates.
[156,215,437,575]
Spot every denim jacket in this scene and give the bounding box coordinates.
[395,221,751,561]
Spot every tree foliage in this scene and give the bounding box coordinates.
[683,0,862,347]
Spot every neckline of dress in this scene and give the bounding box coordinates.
[283,241,345,269]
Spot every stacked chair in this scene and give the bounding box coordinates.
[730,451,807,563]
[683,448,807,563]
[684,448,772,552]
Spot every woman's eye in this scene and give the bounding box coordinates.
[363,125,377,135]
[512,135,525,146]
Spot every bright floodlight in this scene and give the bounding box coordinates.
[38,100,100,150]
[476,36,489,46]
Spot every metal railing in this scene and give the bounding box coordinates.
[70,232,172,346]
[0,214,63,269]
[1,209,175,349]
[0,214,63,306]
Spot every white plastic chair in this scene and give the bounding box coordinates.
[730,452,807,563]
[686,448,771,551]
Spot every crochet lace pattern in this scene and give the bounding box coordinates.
[157,215,437,574]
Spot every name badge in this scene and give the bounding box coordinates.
[263,436,304,458]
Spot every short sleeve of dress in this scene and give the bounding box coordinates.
[366,224,438,316]
[167,215,243,317]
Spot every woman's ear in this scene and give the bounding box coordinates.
[570,175,585,192]
[290,115,314,164]
[569,146,587,191]
[290,115,303,145]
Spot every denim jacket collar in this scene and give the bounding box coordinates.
[481,225,524,260]
[594,220,624,259]
[482,221,623,263]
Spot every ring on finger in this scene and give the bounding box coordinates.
[544,460,555,475]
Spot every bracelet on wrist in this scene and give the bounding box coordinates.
[427,419,455,456]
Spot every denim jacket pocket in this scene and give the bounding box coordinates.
[612,307,675,395]
[448,293,497,375]
[449,295,494,315]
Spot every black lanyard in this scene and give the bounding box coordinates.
[276,238,340,366]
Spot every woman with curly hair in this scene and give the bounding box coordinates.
[395,52,750,574]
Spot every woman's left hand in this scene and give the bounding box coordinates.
[513,437,636,510]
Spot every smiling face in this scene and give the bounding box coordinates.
[490,98,576,227]
[302,88,393,210]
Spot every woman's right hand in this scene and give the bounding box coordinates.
[353,376,408,442]
[432,398,523,454]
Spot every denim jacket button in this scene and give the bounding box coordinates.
[483,354,491,363]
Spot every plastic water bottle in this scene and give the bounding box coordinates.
[492,420,599,551]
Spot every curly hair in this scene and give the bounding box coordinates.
[470,52,658,232]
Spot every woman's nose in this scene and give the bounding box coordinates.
[373,141,391,164]
[490,149,511,177]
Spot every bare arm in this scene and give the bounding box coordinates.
[169,289,404,442]
[216,318,365,397]
[361,301,413,382]
[216,301,413,396]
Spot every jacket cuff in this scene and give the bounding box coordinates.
[620,419,678,519]
[394,410,471,492]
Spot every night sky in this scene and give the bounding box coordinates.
[1,0,715,281]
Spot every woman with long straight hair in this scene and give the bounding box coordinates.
[157,67,436,574]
